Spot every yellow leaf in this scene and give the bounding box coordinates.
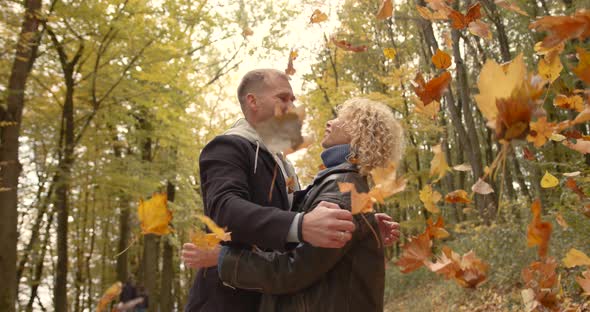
[376,0,394,20]
[383,47,397,60]
[538,55,563,83]
[137,193,172,235]
[573,46,590,84]
[309,9,328,24]
[197,215,231,241]
[191,230,224,250]
[554,94,584,112]
[338,182,374,215]
[368,162,406,203]
[432,49,452,69]
[420,184,442,214]
[526,117,555,147]
[550,133,566,142]
[96,282,122,312]
[414,99,440,119]
[430,143,450,181]
[563,248,590,268]
[540,171,559,188]
[474,54,527,124]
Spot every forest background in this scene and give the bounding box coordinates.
[1,0,590,311]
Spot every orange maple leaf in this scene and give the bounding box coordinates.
[412,71,452,106]
[96,282,122,312]
[428,246,489,288]
[432,49,452,69]
[448,2,482,30]
[527,199,552,258]
[573,46,590,84]
[137,193,172,235]
[554,94,584,112]
[425,217,449,239]
[309,9,328,24]
[338,182,373,215]
[445,189,472,204]
[395,232,433,273]
[376,0,394,20]
[526,117,555,148]
[529,10,590,49]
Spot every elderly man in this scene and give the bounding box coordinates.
[183,69,399,312]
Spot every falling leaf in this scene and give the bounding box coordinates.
[529,10,590,49]
[429,143,450,181]
[242,27,253,37]
[526,117,555,147]
[416,5,448,20]
[331,38,368,53]
[285,49,297,76]
[448,2,482,30]
[383,47,397,59]
[137,193,172,235]
[309,9,328,24]
[554,94,584,112]
[573,46,590,84]
[555,212,568,229]
[522,257,561,309]
[426,217,450,239]
[338,182,373,215]
[376,0,394,20]
[527,199,553,258]
[576,270,590,295]
[474,54,527,126]
[369,162,407,204]
[428,246,489,288]
[495,92,534,140]
[563,139,590,154]
[452,163,472,172]
[540,171,559,188]
[472,178,494,195]
[412,71,453,106]
[420,184,442,214]
[563,248,590,268]
[573,107,590,125]
[432,49,452,69]
[563,130,583,140]
[256,106,305,154]
[445,189,472,204]
[565,177,586,200]
[523,147,536,160]
[197,215,231,241]
[563,171,581,177]
[414,99,440,119]
[97,282,122,312]
[283,136,313,155]
[395,232,433,273]
[191,231,224,250]
[468,20,492,40]
[537,55,563,83]
[550,133,566,142]
[494,0,528,16]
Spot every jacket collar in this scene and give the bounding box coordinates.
[312,162,358,186]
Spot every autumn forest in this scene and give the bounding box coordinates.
[1,0,590,311]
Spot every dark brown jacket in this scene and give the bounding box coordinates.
[218,162,385,312]
[185,127,299,312]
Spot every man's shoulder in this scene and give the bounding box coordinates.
[203,134,254,153]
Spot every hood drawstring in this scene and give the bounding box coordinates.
[254,141,260,174]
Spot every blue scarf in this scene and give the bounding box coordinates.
[320,144,351,168]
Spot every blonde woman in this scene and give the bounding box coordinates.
[217,98,405,312]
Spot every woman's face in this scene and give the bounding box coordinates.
[321,116,352,148]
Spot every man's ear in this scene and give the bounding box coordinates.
[246,93,257,112]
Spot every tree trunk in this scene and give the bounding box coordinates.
[25,209,55,312]
[0,1,42,310]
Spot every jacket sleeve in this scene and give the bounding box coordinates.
[218,180,370,295]
[200,135,296,250]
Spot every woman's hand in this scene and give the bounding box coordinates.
[374,213,400,247]
[181,243,220,269]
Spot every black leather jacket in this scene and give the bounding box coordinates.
[218,162,385,312]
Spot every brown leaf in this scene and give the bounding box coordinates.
[472,178,494,195]
[576,270,590,295]
[554,94,584,112]
[527,199,552,258]
[428,246,489,288]
[523,147,536,160]
[242,26,253,37]
[309,9,328,24]
[285,49,297,76]
[412,71,452,106]
[529,10,590,49]
[494,0,528,16]
[573,46,590,84]
[445,189,472,204]
[448,2,482,30]
[376,0,394,20]
[331,38,368,53]
[522,257,561,309]
[555,212,568,229]
[432,49,452,69]
[468,20,492,40]
[565,177,586,200]
[395,232,433,273]
[425,217,450,239]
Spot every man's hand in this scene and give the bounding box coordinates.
[302,201,356,248]
[375,213,400,247]
[181,243,220,269]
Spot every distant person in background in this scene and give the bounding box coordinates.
[119,277,137,304]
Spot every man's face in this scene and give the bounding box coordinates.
[321,116,351,148]
[253,75,296,123]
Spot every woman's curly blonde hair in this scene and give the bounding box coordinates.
[337,98,405,175]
